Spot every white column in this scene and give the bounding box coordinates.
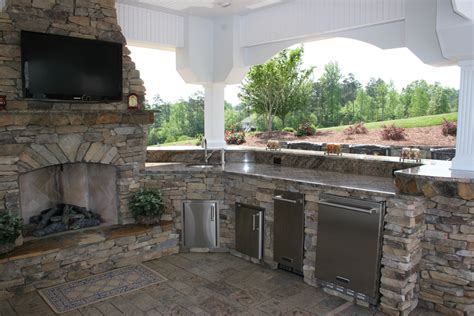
[451,60,474,171]
[204,83,227,149]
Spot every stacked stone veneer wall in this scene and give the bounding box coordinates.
[379,195,425,315]
[143,170,229,249]
[396,174,474,315]
[0,223,179,298]
[144,169,421,310]
[0,0,152,223]
[143,166,473,315]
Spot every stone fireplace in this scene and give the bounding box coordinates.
[0,0,153,225]
[20,163,118,232]
[0,0,182,299]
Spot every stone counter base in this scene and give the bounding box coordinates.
[0,223,179,299]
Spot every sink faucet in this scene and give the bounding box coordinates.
[202,137,225,168]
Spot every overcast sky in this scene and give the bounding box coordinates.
[129,38,460,105]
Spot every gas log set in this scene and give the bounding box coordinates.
[24,204,102,237]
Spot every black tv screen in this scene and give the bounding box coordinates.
[21,31,123,102]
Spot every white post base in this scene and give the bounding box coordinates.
[451,60,474,172]
[204,83,227,149]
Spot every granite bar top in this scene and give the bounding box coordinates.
[145,162,396,196]
[395,160,474,183]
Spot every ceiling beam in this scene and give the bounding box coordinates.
[452,0,473,20]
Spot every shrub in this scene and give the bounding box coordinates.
[282,127,295,133]
[295,122,316,137]
[177,135,192,142]
[0,212,22,245]
[129,189,165,225]
[195,133,204,146]
[441,119,457,137]
[381,124,407,141]
[225,130,246,145]
[344,122,368,135]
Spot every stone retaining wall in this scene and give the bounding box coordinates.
[0,223,179,299]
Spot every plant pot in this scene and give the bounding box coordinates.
[136,216,161,226]
[0,243,15,255]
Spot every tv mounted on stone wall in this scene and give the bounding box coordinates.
[21,31,123,102]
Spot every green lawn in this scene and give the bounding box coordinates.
[318,112,458,132]
[150,139,198,147]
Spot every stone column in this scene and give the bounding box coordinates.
[204,83,227,149]
[451,60,474,171]
[380,196,425,316]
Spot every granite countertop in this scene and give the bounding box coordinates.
[145,162,396,196]
[395,159,474,183]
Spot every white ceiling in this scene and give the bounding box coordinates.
[120,0,290,18]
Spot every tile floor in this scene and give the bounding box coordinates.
[0,253,441,315]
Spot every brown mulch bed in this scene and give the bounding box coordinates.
[245,126,456,148]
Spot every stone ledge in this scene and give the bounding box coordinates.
[0,222,178,297]
[0,222,173,263]
[0,111,154,127]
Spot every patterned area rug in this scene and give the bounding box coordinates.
[38,264,167,314]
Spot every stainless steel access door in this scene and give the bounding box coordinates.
[235,203,264,260]
[273,190,305,275]
[316,194,385,303]
[183,201,218,248]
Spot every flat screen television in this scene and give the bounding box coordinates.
[21,31,123,102]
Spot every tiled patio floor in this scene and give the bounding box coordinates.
[0,253,440,315]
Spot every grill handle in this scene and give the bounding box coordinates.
[319,200,377,215]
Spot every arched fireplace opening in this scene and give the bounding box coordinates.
[19,163,118,238]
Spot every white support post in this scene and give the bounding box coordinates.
[451,60,474,171]
[204,83,227,149]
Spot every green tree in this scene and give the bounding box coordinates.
[428,84,450,114]
[409,80,430,117]
[240,47,314,131]
[319,61,342,126]
[385,82,400,120]
[352,89,372,122]
[341,73,361,106]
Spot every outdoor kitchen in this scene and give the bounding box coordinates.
[0,0,473,315]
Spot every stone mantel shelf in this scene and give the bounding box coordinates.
[0,110,155,127]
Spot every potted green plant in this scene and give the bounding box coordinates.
[0,212,22,255]
[129,189,166,225]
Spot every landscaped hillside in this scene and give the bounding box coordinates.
[153,113,457,148]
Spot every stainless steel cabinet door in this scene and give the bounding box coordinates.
[273,191,305,275]
[183,201,218,248]
[235,203,264,260]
